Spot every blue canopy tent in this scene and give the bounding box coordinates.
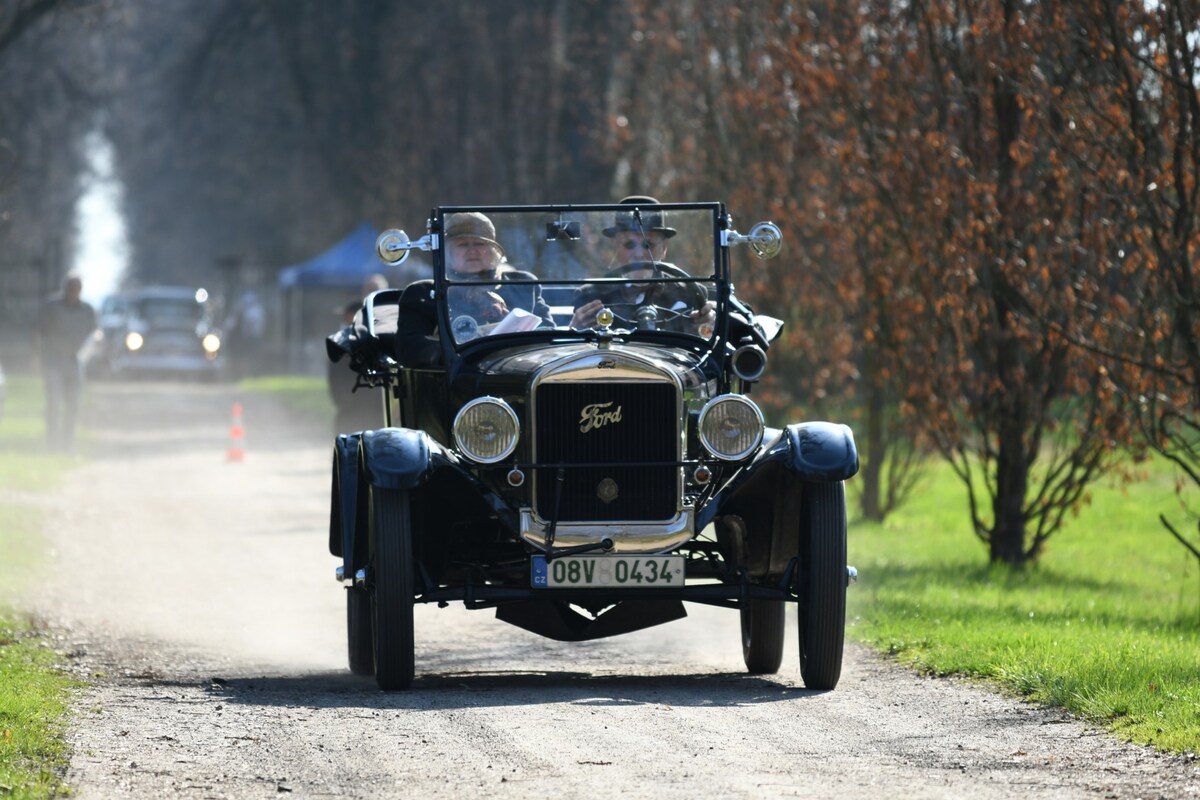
[279,222,385,373]
[278,222,383,290]
[278,222,430,373]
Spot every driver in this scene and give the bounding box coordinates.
[570,196,715,333]
[394,212,552,364]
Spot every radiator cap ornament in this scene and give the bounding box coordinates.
[597,478,619,504]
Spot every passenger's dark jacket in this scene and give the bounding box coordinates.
[395,268,552,366]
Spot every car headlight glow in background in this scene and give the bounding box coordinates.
[453,397,520,463]
[698,394,764,460]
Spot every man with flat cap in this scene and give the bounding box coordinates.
[571,196,715,333]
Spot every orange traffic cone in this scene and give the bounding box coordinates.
[227,402,246,462]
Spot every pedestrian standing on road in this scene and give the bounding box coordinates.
[37,271,97,451]
[224,289,267,379]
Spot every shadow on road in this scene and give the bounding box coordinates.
[156,669,827,711]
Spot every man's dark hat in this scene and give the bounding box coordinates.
[602,195,677,239]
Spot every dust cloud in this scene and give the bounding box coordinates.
[31,381,342,673]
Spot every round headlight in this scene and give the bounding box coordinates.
[202,334,221,354]
[453,397,519,463]
[124,331,144,352]
[698,395,764,461]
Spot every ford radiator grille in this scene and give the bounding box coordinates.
[534,382,678,521]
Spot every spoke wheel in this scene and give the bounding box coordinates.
[741,598,786,674]
[797,481,848,690]
[370,486,415,691]
[346,586,374,676]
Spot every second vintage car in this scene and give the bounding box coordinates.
[87,286,224,380]
[326,200,859,690]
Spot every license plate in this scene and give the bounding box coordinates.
[531,555,684,588]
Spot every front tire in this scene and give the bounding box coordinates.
[741,598,786,674]
[370,487,415,690]
[797,481,848,690]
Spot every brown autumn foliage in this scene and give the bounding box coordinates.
[622,0,1138,565]
[1062,1,1200,556]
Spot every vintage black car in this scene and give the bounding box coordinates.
[326,201,858,691]
[86,286,224,380]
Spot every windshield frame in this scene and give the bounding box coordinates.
[429,202,730,361]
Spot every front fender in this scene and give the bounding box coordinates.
[329,427,441,573]
[360,427,435,489]
[783,421,859,482]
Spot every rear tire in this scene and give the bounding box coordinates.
[370,487,415,690]
[741,598,786,674]
[797,481,848,690]
[346,586,374,676]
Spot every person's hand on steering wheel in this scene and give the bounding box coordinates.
[573,261,711,333]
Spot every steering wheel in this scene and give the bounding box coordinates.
[599,261,708,321]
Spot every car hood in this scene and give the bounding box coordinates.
[471,341,712,391]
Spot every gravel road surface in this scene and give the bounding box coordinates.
[15,381,1197,799]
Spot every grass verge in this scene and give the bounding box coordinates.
[0,375,80,799]
[847,457,1200,753]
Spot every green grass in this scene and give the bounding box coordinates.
[0,625,76,799]
[847,457,1200,753]
[0,375,79,799]
[0,376,76,491]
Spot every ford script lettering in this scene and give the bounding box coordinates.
[579,401,623,433]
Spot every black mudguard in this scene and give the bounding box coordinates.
[329,427,441,574]
[359,427,436,489]
[782,421,859,482]
[328,434,362,558]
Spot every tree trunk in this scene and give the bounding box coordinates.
[990,436,1029,565]
[859,379,885,522]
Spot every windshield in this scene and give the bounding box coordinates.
[131,297,207,330]
[436,204,722,346]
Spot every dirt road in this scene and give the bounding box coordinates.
[18,382,1197,798]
